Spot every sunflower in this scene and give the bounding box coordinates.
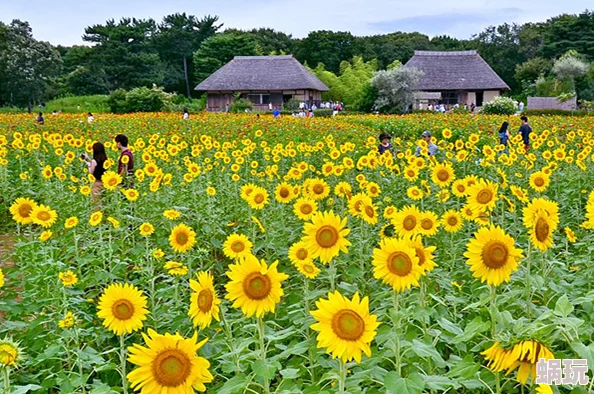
[564,227,577,243]
[348,193,372,218]
[406,186,424,200]
[418,211,439,237]
[247,186,269,210]
[407,237,437,273]
[58,311,75,328]
[0,337,24,367]
[139,222,155,237]
[295,260,321,279]
[391,205,421,238]
[431,163,455,187]
[372,237,423,292]
[189,271,221,329]
[39,230,52,242]
[529,212,555,252]
[366,182,381,197]
[482,340,554,385]
[9,197,37,225]
[169,223,196,254]
[30,204,58,228]
[59,270,78,287]
[522,197,560,229]
[123,189,139,201]
[222,233,253,260]
[89,211,103,226]
[275,182,294,203]
[334,181,352,199]
[0,268,4,289]
[467,179,499,212]
[164,261,189,276]
[293,197,318,221]
[529,171,550,192]
[441,210,464,233]
[451,180,468,197]
[127,329,213,393]
[163,209,181,220]
[302,211,351,264]
[288,241,313,265]
[403,165,419,182]
[304,178,330,201]
[101,171,123,191]
[64,216,79,229]
[383,205,398,219]
[360,202,378,225]
[97,283,149,335]
[310,291,379,363]
[510,185,529,203]
[464,226,523,286]
[224,255,288,318]
[379,223,397,239]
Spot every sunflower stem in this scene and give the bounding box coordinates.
[489,286,501,394]
[392,291,401,375]
[338,359,347,393]
[303,278,317,383]
[3,367,9,394]
[119,334,128,394]
[525,243,532,319]
[328,260,336,292]
[220,308,240,371]
[256,317,270,393]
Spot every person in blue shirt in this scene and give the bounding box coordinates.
[378,133,394,155]
[273,108,281,118]
[518,116,532,151]
[499,121,510,145]
[415,131,439,156]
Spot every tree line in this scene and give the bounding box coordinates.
[0,10,593,110]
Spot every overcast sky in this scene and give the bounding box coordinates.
[0,0,590,46]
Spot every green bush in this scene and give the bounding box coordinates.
[522,109,591,116]
[284,99,300,111]
[108,86,174,113]
[480,96,517,115]
[164,96,205,114]
[229,98,253,113]
[107,89,129,114]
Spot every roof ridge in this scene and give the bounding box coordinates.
[233,55,294,60]
[414,50,478,56]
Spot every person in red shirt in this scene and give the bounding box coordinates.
[115,134,134,182]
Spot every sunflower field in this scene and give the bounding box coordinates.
[1,113,594,394]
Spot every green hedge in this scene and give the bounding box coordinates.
[522,109,592,116]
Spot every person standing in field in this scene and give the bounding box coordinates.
[83,142,107,205]
[183,108,190,120]
[36,112,45,125]
[415,130,439,157]
[115,134,134,185]
[518,115,532,151]
[378,133,394,156]
[87,112,94,123]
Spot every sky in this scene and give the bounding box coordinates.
[0,0,591,46]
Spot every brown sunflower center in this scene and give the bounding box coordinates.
[354,201,364,213]
[370,186,378,194]
[296,248,308,260]
[481,241,509,269]
[415,248,426,266]
[243,272,271,300]
[402,215,417,231]
[197,289,213,312]
[300,204,313,214]
[111,299,135,320]
[447,216,459,226]
[279,188,290,198]
[457,185,466,193]
[534,177,545,187]
[313,184,324,194]
[331,309,365,341]
[437,169,449,182]
[476,189,494,205]
[37,211,51,221]
[365,205,375,218]
[316,225,339,248]
[176,231,188,245]
[303,264,315,274]
[253,193,265,204]
[231,241,245,253]
[152,349,191,387]
[421,218,433,230]
[108,178,118,186]
[387,252,413,276]
[19,204,33,218]
[535,217,550,242]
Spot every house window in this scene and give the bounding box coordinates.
[440,91,458,105]
[247,94,271,105]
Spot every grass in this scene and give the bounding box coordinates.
[0,95,110,114]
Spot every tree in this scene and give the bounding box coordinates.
[225,28,293,55]
[515,57,552,84]
[371,66,423,113]
[0,20,62,109]
[83,18,164,90]
[193,33,261,83]
[552,50,589,92]
[294,31,358,73]
[156,13,221,97]
[541,11,594,60]
[65,66,109,95]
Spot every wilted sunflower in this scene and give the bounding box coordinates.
[189,271,221,329]
[101,171,123,191]
[391,205,421,238]
[9,197,37,225]
[293,197,318,221]
[467,179,499,212]
[288,240,312,266]
[441,210,464,233]
[169,223,196,253]
[482,340,554,384]
[225,255,288,318]
[127,329,213,393]
[302,211,351,264]
[431,163,455,188]
[222,233,253,260]
[30,204,58,228]
[97,283,149,335]
[310,291,379,363]
[139,222,155,237]
[464,226,523,286]
[372,237,423,292]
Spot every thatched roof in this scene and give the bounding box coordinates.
[405,50,510,91]
[195,55,329,92]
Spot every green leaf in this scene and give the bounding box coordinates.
[252,359,277,380]
[437,318,464,336]
[555,294,574,317]
[280,368,301,379]
[410,340,446,367]
[424,375,458,390]
[570,342,594,369]
[384,372,423,394]
[11,385,43,394]
[216,375,249,394]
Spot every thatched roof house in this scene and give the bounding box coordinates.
[405,50,509,108]
[195,55,329,111]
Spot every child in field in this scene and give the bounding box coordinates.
[378,133,394,155]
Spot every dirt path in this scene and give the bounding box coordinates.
[0,233,15,268]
